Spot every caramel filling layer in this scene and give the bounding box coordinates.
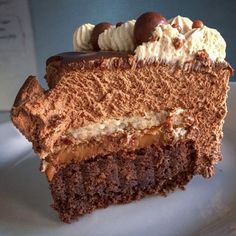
[59,128,162,163]
[45,128,162,181]
[44,123,189,181]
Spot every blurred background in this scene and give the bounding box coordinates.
[0,0,235,110]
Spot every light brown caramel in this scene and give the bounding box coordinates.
[59,129,161,163]
[44,126,170,181]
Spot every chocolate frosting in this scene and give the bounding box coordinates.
[46,51,133,66]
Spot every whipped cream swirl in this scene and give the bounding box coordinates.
[135,20,226,64]
[168,15,193,33]
[98,20,136,51]
[73,23,94,51]
[73,16,226,64]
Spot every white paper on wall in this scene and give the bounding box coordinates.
[0,0,37,110]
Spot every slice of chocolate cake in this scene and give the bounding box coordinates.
[11,12,233,223]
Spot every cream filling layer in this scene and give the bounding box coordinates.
[43,126,164,181]
[67,109,187,143]
[43,109,192,181]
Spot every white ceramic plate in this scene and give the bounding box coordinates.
[0,84,236,236]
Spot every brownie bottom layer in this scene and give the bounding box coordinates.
[50,140,196,223]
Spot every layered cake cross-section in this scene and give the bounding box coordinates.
[11,12,233,222]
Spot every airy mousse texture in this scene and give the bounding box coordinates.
[11,12,233,222]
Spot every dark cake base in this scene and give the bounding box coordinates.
[50,140,196,223]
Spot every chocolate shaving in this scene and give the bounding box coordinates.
[172,38,183,50]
